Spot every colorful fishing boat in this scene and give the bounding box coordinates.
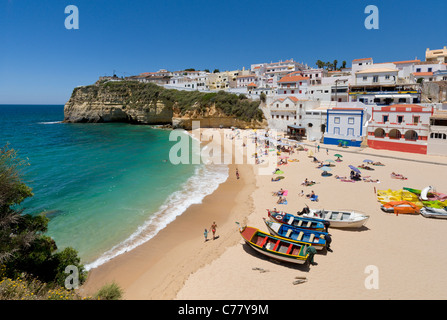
[303,208,370,229]
[239,226,309,264]
[263,218,327,250]
[267,209,325,231]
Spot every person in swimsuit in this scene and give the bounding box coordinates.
[210,222,217,240]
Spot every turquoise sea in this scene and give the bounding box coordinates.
[0,105,228,269]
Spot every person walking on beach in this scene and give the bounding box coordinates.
[306,245,317,266]
[210,222,217,240]
[323,220,330,233]
[204,228,208,242]
[236,168,240,180]
[325,233,332,252]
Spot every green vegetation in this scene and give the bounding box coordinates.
[93,281,123,300]
[316,59,347,71]
[0,144,115,300]
[79,81,264,122]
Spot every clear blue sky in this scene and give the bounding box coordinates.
[1,0,446,104]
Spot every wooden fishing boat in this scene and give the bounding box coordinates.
[267,209,325,231]
[239,226,309,264]
[263,218,327,250]
[420,207,447,219]
[303,208,369,228]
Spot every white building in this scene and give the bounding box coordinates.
[276,74,309,98]
[323,105,368,147]
[427,111,447,156]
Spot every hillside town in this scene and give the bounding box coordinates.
[100,45,447,156]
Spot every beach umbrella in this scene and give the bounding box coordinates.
[275,170,284,174]
[324,159,335,163]
[349,165,361,174]
[319,167,332,171]
[363,159,373,163]
[334,154,343,158]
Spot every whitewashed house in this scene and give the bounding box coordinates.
[323,107,368,147]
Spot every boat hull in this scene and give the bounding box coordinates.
[420,207,447,219]
[264,219,327,250]
[267,210,325,231]
[240,226,308,265]
[303,209,369,228]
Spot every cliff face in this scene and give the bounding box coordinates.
[63,83,173,124]
[64,81,267,129]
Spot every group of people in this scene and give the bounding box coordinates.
[204,221,218,242]
[350,170,362,181]
[301,178,316,186]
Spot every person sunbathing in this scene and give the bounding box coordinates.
[334,175,347,179]
[271,177,281,182]
[391,172,407,180]
[363,178,380,183]
[373,161,384,166]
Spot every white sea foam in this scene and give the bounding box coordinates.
[37,121,62,124]
[84,163,229,270]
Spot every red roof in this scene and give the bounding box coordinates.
[273,96,299,102]
[393,60,420,64]
[377,104,431,113]
[278,75,309,83]
[353,58,372,62]
[247,82,257,87]
[413,72,433,76]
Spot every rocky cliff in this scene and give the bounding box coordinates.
[64,81,267,129]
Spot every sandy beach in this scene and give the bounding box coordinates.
[80,129,447,300]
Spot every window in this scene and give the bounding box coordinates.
[397,116,404,123]
[348,117,354,124]
[383,115,389,123]
[363,76,367,81]
[347,128,354,136]
[334,117,340,124]
[385,75,390,80]
[291,90,294,94]
[334,127,340,135]
[416,68,421,72]
[373,76,379,83]
[428,68,432,72]
[413,116,419,124]
[286,104,289,108]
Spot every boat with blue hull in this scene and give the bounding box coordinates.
[267,209,325,231]
[263,218,327,251]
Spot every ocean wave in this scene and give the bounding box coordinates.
[84,163,229,270]
[37,121,62,124]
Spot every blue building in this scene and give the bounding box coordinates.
[323,107,367,147]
